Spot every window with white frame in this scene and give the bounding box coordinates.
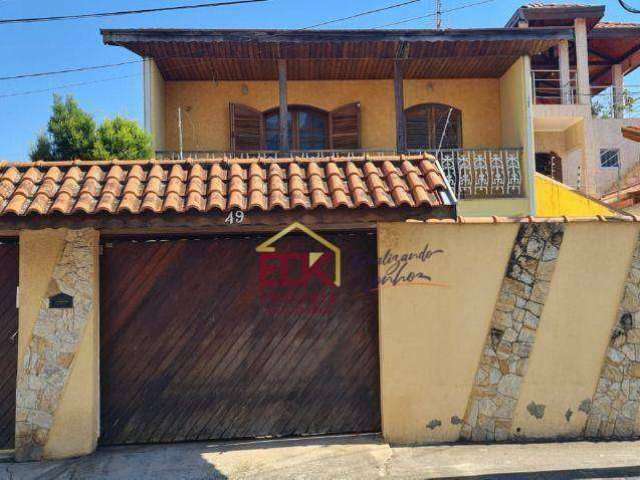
[600,149,620,168]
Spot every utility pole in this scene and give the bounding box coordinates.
[435,0,443,29]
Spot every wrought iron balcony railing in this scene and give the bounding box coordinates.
[424,148,524,200]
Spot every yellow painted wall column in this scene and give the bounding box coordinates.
[15,229,100,462]
[458,56,534,217]
[144,58,166,152]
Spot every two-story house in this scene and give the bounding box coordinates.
[101,3,640,217]
[101,27,572,217]
[5,4,640,463]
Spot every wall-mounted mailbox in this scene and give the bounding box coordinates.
[49,292,74,309]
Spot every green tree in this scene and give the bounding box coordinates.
[29,95,152,161]
[93,116,152,160]
[592,88,637,119]
[29,133,54,162]
[29,94,97,161]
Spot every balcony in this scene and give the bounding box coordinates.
[155,148,524,201]
[531,69,577,105]
[426,149,524,200]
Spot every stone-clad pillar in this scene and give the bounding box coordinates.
[15,229,100,462]
[585,232,640,438]
[460,223,565,441]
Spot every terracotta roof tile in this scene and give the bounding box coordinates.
[0,154,452,217]
[594,21,640,29]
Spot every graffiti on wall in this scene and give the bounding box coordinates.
[378,244,445,288]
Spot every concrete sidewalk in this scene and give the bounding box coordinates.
[3,434,640,480]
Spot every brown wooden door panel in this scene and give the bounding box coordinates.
[100,232,380,445]
[0,243,18,450]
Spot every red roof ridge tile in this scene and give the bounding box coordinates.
[9,152,436,168]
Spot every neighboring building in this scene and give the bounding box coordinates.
[601,126,640,212]
[511,4,640,197]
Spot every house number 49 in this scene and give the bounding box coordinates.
[225,211,245,225]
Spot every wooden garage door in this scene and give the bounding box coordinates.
[0,242,18,450]
[100,232,380,445]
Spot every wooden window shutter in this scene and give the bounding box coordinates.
[329,102,361,150]
[405,103,462,150]
[405,104,428,150]
[230,103,264,151]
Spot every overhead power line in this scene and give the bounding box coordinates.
[0,0,267,25]
[0,74,141,99]
[375,0,495,28]
[3,0,425,82]
[0,0,494,95]
[0,58,231,98]
[0,60,143,81]
[295,0,422,30]
[619,0,640,14]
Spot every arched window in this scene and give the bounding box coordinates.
[264,106,329,151]
[404,103,462,150]
[230,102,360,152]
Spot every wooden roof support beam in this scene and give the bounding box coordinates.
[278,59,289,153]
[589,48,617,64]
[394,59,406,153]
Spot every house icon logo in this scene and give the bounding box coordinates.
[256,222,341,287]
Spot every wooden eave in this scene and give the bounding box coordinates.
[101,27,573,80]
[0,206,455,235]
[505,5,605,28]
[588,25,640,88]
[101,27,573,45]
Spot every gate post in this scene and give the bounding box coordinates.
[15,229,100,462]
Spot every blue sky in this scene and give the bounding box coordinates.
[0,0,636,161]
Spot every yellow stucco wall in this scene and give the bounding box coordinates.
[378,222,519,444]
[458,198,532,218]
[18,229,100,460]
[535,174,616,217]
[500,59,526,151]
[18,230,67,367]
[144,58,166,151]
[457,57,535,218]
[511,222,638,438]
[403,79,501,149]
[377,220,639,445]
[163,79,503,152]
[499,57,535,215]
[535,131,567,160]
